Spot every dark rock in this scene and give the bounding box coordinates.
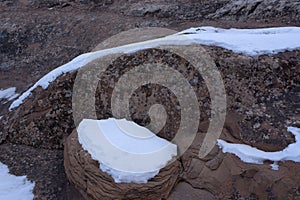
[208,0,300,23]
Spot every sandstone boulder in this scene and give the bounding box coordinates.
[64,129,181,200]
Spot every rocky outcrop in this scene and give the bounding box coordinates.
[1,46,299,151]
[179,132,300,199]
[0,72,76,148]
[120,0,300,23]
[64,129,181,200]
[121,0,229,20]
[0,27,299,199]
[208,0,300,23]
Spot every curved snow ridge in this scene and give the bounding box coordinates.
[8,34,192,111]
[77,118,177,183]
[9,26,300,111]
[0,162,35,200]
[217,126,300,170]
[181,26,300,56]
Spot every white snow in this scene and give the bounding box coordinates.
[99,163,159,184]
[77,118,177,183]
[0,162,35,200]
[270,162,279,170]
[180,26,300,56]
[0,87,19,103]
[217,126,300,170]
[9,26,300,110]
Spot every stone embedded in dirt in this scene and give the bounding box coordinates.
[64,129,181,200]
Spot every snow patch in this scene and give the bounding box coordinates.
[217,126,300,170]
[270,162,279,170]
[0,162,35,200]
[0,87,19,104]
[180,26,300,56]
[99,163,159,184]
[77,118,177,183]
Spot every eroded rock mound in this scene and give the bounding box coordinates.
[64,129,181,200]
[180,133,300,199]
[1,47,299,152]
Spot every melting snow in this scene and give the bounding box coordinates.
[0,162,35,200]
[9,26,300,111]
[217,127,300,170]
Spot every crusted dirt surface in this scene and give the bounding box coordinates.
[0,0,300,200]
